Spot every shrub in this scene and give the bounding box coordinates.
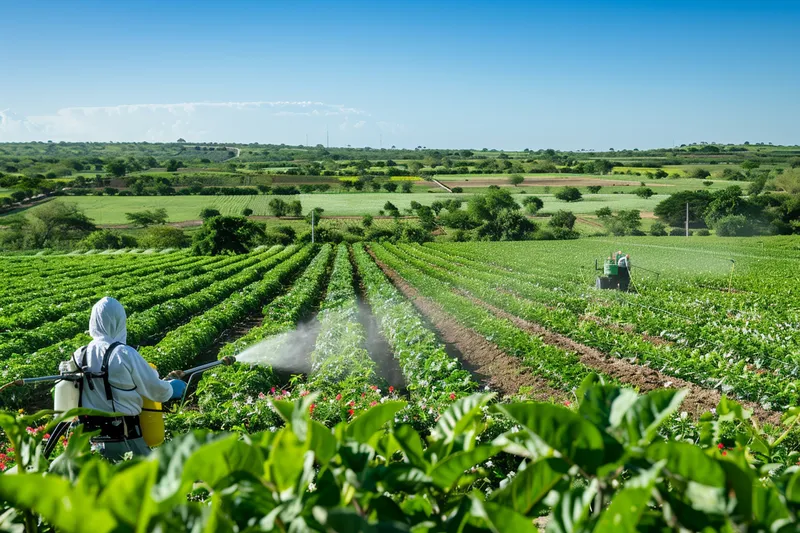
[587,185,602,194]
[521,195,544,214]
[199,207,222,220]
[241,207,253,217]
[696,228,711,236]
[139,226,191,249]
[548,210,576,230]
[633,187,654,198]
[78,230,136,250]
[649,221,668,236]
[192,216,265,255]
[715,215,751,236]
[554,186,582,202]
[451,187,463,193]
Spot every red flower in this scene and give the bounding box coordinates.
[361,392,366,398]
[370,385,378,391]
[449,393,456,400]
[300,390,310,397]
[370,401,378,407]
[717,443,724,449]
[564,401,571,407]
[388,386,394,393]
[722,451,727,456]
[349,400,355,407]
[309,403,316,414]
[43,433,50,440]
[348,409,355,417]
[258,392,266,400]
[336,393,342,401]
[270,387,276,394]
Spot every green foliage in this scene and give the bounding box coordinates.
[509,174,525,186]
[2,381,798,532]
[191,215,265,255]
[104,159,127,178]
[601,209,643,236]
[548,209,576,230]
[468,188,519,221]
[476,210,537,241]
[586,185,602,193]
[633,186,654,198]
[77,230,137,250]
[199,207,221,220]
[241,207,253,216]
[650,221,668,236]
[124,208,168,227]
[715,215,752,236]
[138,226,190,248]
[521,195,544,214]
[554,186,583,202]
[654,189,713,227]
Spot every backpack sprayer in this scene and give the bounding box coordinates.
[1,355,237,457]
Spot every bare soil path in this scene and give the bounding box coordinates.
[370,254,566,401]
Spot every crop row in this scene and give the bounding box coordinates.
[140,244,316,372]
[0,247,285,358]
[402,243,798,408]
[0,254,224,331]
[429,243,800,374]
[370,243,597,394]
[169,244,335,433]
[352,243,476,413]
[0,247,295,406]
[0,251,189,302]
[306,244,381,394]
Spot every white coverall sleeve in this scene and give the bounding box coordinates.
[123,347,174,403]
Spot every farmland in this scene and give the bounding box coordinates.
[2,235,800,529]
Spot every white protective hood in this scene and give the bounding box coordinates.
[89,297,127,344]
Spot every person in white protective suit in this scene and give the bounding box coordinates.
[72,297,186,461]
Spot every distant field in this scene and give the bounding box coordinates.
[8,192,667,225]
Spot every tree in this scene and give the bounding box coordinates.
[139,226,191,248]
[104,159,127,178]
[103,187,119,196]
[650,221,668,236]
[24,201,96,248]
[268,198,287,217]
[548,210,577,230]
[587,185,602,194]
[741,159,761,171]
[476,209,537,241]
[633,187,654,198]
[200,207,222,220]
[124,208,169,227]
[554,186,583,202]
[192,216,264,255]
[715,215,752,236]
[438,209,478,230]
[704,186,749,228]
[595,207,612,219]
[415,205,437,231]
[241,208,254,216]
[653,190,713,227]
[287,200,302,217]
[509,174,525,186]
[654,169,669,179]
[361,214,374,228]
[467,188,519,221]
[78,230,137,250]
[382,182,398,193]
[304,207,324,224]
[521,196,544,214]
[401,181,413,193]
[165,159,183,172]
[602,209,643,236]
[689,168,711,180]
[383,201,400,217]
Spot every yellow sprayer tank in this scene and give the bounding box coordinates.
[140,363,165,447]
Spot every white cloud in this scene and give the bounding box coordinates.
[0,101,370,143]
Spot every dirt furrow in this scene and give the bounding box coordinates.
[370,256,566,401]
[459,290,781,424]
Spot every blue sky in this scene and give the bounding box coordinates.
[1,0,798,149]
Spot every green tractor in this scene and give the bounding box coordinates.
[595,251,631,291]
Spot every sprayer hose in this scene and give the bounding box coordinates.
[0,380,23,393]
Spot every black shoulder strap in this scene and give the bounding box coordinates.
[101,342,123,406]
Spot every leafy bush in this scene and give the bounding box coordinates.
[697,228,711,236]
[521,195,544,214]
[199,207,221,220]
[548,209,576,230]
[2,378,798,531]
[554,186,582,202]
[77,230,137,250]
[715,215,752,236]
[192,216,265,255]
[650,221,668,236]
[633,186,654,198]
[139,226,191,249]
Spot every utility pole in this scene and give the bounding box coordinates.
[685,202,689,237]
